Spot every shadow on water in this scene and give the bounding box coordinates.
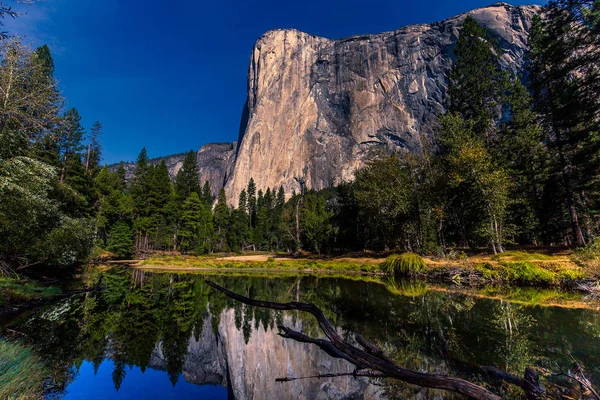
[2,266,599,399]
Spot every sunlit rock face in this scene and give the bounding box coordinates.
[223,3,539,204]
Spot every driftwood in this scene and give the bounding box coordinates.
[207,280,523,400]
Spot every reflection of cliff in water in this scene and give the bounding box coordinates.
[11,268,600,400]
[148,307,381,399]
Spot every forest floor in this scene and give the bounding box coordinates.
[135,249,599,289]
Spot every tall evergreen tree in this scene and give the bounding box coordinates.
[213,188,230,251]
[86,121,103,174]
[58,107,85,183]
[529,1,600,245]
[174,150,201,200]
[201,181,213,207]
[447,16,508,137]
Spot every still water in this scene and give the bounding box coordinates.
[3,267,600,399]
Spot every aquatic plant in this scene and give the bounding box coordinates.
[380,253,427,276]
[0,339,47,400]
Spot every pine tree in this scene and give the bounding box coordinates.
[86,121,103,174]
[448,16,508,138]
[212,188,230,251]
[498,80,548,244]
[147,161,173,249]
[131,148,151,252]
[201,181,213,207]
[247,178,257,228]
[58,108,86,183]
[529,2,600,245]
[179,192,212,254]
[174,150,201,200]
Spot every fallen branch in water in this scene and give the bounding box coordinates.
[276,370,385,382]
[207,280,532,400]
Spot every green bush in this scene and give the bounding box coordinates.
[0,340,47,400]
[380,253,426,276]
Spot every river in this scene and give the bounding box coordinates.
[2,267,599,399]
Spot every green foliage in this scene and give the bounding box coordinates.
[174,150,201,201]
[107,221,134,258]
[300,192,336,254]
[178,192,213,254]
[448,15,508,134]
[380,253,427,276]
[354,154,415,250]
[0,340,48,400]
[529,0,600,246]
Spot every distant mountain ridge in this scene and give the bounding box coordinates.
[108,142,236,198]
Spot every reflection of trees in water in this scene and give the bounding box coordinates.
[10,269,600,397]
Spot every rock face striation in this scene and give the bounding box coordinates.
[223,2,539,204]
[112,3,539,204]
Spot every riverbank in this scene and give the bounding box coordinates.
[136,250,599,289]
[0,277,61,317]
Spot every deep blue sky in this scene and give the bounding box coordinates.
[6,0,543,164]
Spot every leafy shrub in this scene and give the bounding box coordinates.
[380,253,426,276]
[41,218,94,266]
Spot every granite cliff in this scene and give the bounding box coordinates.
[223,2,539,204]
[113,3,540,204]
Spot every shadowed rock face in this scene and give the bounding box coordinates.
[222,3,539,204]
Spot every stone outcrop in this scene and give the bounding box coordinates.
[223,2,539,204]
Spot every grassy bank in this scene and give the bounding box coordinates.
[0,339,47,400]
[140,254,382,274]
[138,249,598,288]
[0,277,61,311]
